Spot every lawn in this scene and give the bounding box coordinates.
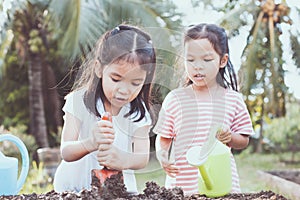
[235,150,300,193]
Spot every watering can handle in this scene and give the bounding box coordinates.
[0,134,29,193]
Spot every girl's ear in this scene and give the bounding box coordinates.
[94,60,102,78]
[220,54,228,68]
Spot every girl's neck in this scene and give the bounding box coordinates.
[191,84,224,100]
[103,100,121,116]
[191,83,219,92]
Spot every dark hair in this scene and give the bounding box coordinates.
[184,23,238,91]
[74,24,156,122]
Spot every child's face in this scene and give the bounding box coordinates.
[184,38,227,89]
[101,60,147,114]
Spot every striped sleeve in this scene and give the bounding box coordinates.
[153,91,178,138]
[231,93,254,136]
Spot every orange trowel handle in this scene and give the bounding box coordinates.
[95,112,122,184]
[101,112,112,122]
[99,111,113,171]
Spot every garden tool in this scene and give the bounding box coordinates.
[0,134,29,195]
[92,112,123,187]
[186,125,232,197]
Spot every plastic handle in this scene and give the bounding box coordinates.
[0,150,5,159]
[101,112,112,122]
[199,165,213,190]
[0,134,29,193]
[100,112,112,170]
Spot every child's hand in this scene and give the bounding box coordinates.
[96,112,114,147]
[216,126,232,145]
[88,113,115,152]
[156,149,179,178]
[97,145,123,170]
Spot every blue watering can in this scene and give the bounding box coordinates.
[0,134,29,195]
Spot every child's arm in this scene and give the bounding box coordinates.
[60,112,89,161]
[128,125,151,169]
[60,112,114,162]
[217,93,253,149]
[217,126,249,149]
[155,135,179,177]
[97,125,151,170]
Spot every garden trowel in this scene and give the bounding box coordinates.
[92,112,123,188]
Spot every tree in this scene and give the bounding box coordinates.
[48,0,182,59]
[0,1,57,148]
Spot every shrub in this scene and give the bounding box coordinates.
[264,103,300,162]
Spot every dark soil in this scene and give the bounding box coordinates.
[0,172,289,200]
[268,170,300,185]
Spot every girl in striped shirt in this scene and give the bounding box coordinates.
[153,23,254,195]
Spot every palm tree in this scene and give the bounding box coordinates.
[48,0,182,62]
[2,0,68,148]
[1,1,52,148]
[0,0,182,147]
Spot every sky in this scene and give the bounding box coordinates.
[173,0,300,99]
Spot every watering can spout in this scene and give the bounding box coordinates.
[199,165,213,190]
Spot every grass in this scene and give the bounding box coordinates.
[235,150,300,193]
[20,161,54,194]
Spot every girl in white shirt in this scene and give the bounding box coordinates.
[54,24,156,193]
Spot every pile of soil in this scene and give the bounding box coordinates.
[0,172,288,200]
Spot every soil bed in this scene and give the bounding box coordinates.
[268,170,300,185]
[0,172,288,200]
[258,169,300,200]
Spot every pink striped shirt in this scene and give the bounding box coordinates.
[153,85,254,195]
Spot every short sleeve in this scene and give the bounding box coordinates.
[231,93,254,136]
[153,92,177,138]
[62,89,86,121]
[130,103,152,134]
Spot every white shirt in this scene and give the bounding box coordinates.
[54,88,151,193]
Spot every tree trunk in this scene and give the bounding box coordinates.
[256,100,265,153]
[43,64,62,135]
[28,55,49,148]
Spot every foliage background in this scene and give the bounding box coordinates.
[0,0,300,196]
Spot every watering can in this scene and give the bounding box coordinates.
[186,126,232,197]
[0,134,29,195]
